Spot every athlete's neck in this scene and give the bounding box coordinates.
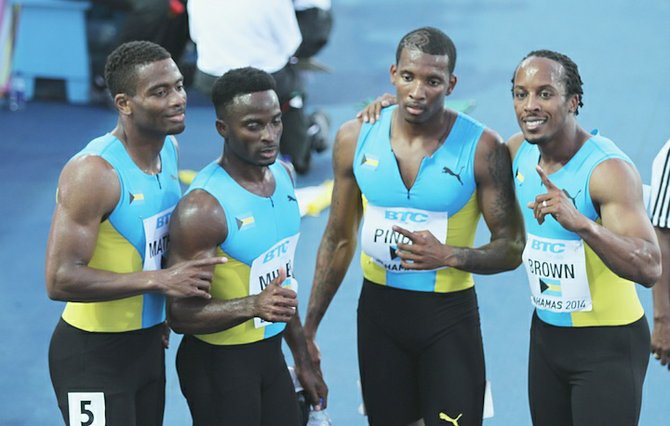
[392,108,455,150]
[111,122,165,174]
[219,155,275,197]
[537,125,590,172]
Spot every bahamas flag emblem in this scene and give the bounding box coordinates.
[361,154,379,169]
[236,214,256,230]
[540,277,561,297]
[515,168,524,183]
[129,192,145,204]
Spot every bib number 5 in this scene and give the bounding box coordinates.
[68,392,105,426]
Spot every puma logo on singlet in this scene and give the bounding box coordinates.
[442,166,464,185]
[287,195,297,202]
[439,412,463,425]
[562,188,581,207]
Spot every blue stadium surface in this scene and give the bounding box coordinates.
[1,0,669,424]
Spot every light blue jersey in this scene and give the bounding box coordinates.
[186,161,301,344]
[63,134,181,331]
[514,130,644,327]
[353,106,485,292]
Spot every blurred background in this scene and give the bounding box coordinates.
[1,0,669,424]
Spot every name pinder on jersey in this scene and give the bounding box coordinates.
[372,209,428,244]
[373,228,412,245]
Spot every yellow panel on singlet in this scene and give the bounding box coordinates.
[62,220,145,332]
[195,247,266,345]
[570,244,644,326]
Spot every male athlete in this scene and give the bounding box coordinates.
[304,27,525,426]
[508,50,660,425]
[167,67,327,425]
[46,41,225,425]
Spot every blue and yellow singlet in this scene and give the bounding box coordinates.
[353,106,485,293]
[62,134,181,332]
[186,161,300,345]
[513,130,644,327]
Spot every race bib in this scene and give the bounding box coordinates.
[523,233,592,313]
[68,392,105,426]
[142,206,174,271]
[360,204,448,272]
[249,234,300,328]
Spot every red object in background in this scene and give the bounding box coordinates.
[169,0,185,16]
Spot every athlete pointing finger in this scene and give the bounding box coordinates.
[392,225,457,270]
[508,50,660,426]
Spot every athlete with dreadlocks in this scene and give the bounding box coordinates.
[507,50,660,425]
[304,27,525,426]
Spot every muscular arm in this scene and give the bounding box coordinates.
[304,119,363,341]
[448,130,525,273]
[533,158,660,286]
[582,159,660,286]
[45,156,217,302]
[167,190,297,334]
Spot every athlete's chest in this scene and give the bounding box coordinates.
[357,139,475,212]
[515,160,590,215]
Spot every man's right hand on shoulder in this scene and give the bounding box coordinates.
[356,93,396,124]
[158,256,227,298]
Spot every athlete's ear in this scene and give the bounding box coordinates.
[115,93,131,116]
[446,74,458,96]
[215,118,228,138]
[568,94,580,114]
[389,63,398,85]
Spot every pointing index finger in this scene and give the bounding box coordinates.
[535,165,557,190]
[392,225,415,242]
[193,256,228,266]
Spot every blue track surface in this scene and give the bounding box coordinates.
[1,1,669,424]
